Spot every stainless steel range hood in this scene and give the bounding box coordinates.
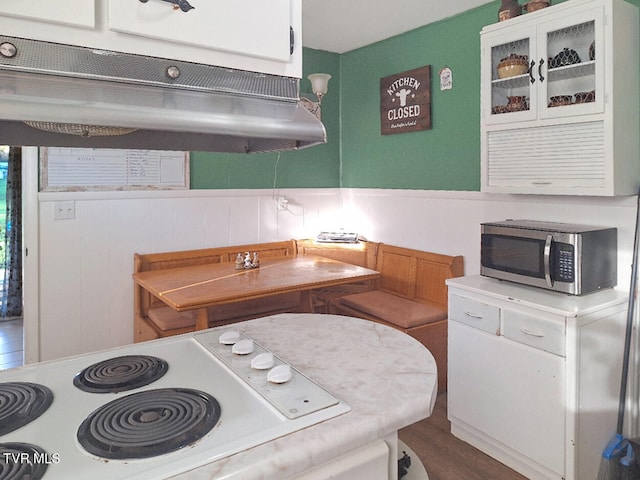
[0,36,326,153]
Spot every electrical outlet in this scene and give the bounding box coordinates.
[53,201,75,220]
[276,196,288,211]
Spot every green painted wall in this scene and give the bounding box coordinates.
[190,48,341,189]
[340,4,494,191]
[192,0,639,191]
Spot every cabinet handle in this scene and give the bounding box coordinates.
[528,60,536,84]
[139,0,195,12]
[463,311,483,319]
[521,328,545,337]
[538,58,545,83]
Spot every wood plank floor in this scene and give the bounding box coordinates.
[399,392,527,480]
[0,318,23,370]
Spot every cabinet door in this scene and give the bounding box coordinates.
[0,0,96,28]
[108,0,292,62]
[448,321,565,476]
[481,25,537,125]
[536,7,605,119]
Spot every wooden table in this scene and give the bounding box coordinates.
[133,255,380,330]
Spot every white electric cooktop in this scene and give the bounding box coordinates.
[0,328,350,479]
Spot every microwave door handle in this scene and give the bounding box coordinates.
[544,234,553,288]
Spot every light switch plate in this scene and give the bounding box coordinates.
[53,201,75,220]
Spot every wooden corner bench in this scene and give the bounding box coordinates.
[134,240,300,342]
[295,239,380,312]
[329,244,464,392]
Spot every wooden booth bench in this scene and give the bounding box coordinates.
[134,240,300,342]
[329,244,464,392]
[295,239,380,312]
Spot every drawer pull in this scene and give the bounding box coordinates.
[521,328,545,338]
[464,311,483,319]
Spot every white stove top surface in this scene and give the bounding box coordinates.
[0,328,350,479]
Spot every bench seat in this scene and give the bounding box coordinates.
[330,244,464,392]
[339,290,447,329]
[147,292,302,331]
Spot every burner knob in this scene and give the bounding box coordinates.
[232,339,254,355]
[219,330,240,345]
[267,364,292,384]
[251,352,275,370]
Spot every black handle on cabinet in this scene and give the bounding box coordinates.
[528,60,536,84]
[290,26,295,55]
[538,58,545,83]
[139,0,195,12]
[163,0,195,11]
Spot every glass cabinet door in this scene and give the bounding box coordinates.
[538,8,604,119]
[482,26,537,124]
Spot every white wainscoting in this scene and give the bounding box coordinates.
[32,185,639,361]
[30,183,640,434]
[34,188,342,361]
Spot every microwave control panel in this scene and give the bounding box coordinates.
[553,243,575,282]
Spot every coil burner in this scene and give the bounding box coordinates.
[77,388,221,459]
[73,355,169,393]
[0,442,50,480]
[0,382,53,435]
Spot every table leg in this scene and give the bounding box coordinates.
[299,291,314,313]
[196,308,209,330]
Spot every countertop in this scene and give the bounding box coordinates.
[447,275,628,317]
[172,313,437,480]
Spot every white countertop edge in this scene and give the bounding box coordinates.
[446,275,628,317]
[171,313,437,480]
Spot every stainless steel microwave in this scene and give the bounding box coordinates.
[481,220,617,295]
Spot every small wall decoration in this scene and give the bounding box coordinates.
[439,66,453,91]
[380,65,432,135]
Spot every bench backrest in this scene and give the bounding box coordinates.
[295,239,379,268]
[375,244,464,310]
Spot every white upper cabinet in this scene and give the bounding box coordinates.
[0,0,300,77]
[107,0,292,63]
[480,0,639,196]
[0,0,96,28]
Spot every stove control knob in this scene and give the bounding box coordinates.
[251,352,274,370]
[232,338,254,355]
[219,330,240,345]
[267,364,292,384]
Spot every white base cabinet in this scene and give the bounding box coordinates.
[447,276,628,480]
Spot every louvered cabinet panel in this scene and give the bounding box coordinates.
[485,121,609,193]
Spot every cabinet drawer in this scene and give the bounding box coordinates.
[503,309,565,356]
[449,295,500,334]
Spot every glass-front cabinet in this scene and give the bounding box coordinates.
[480,0,639,196]
[482,8,604,125]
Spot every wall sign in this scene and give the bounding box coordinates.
[380,65,432,135]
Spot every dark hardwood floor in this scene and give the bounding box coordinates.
[399,393,527,480]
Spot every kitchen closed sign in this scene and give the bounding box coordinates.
[380,65,431,135]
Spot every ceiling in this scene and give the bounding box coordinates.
[301,0,495,53]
